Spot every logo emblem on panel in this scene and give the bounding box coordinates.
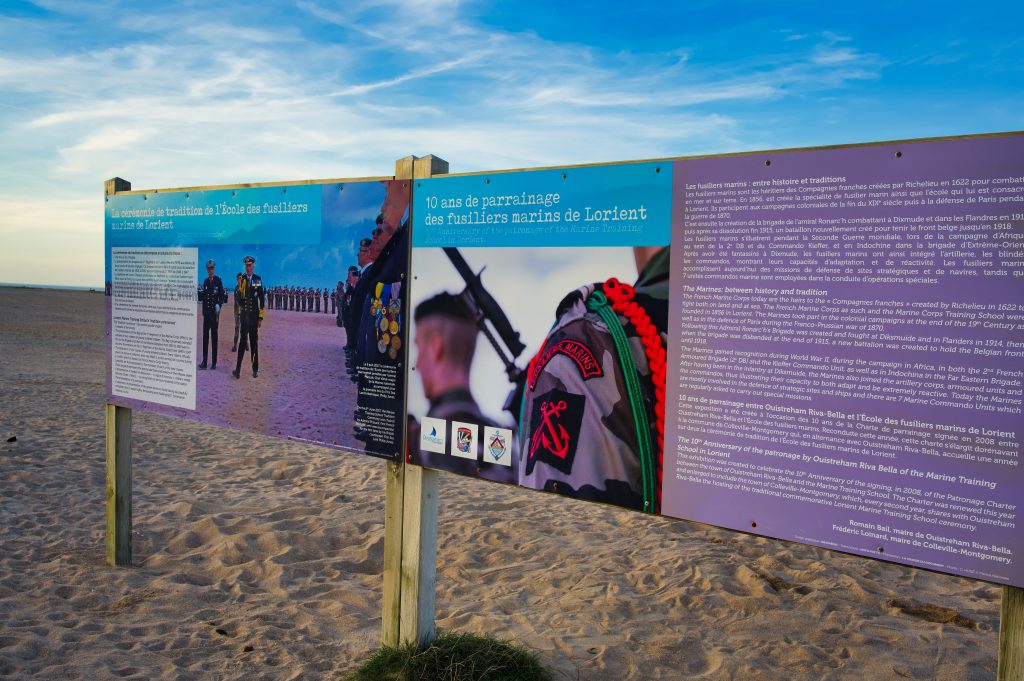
[450,421,477,460]
[420,417,446,453]
[483,426,513,467]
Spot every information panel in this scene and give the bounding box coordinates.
[663,135,1024,586]
[406,133,1024,587]
[110,247,198,410]
[408,162,672,508]
[105,180,411,458]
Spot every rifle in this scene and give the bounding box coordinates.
[443,247,528,418]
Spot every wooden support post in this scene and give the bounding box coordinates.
[381,155,448,647]
[381,459,406,646]
[399,154,449,646]
[399,461,439,646]
[381,155,418,647]
[999,585,1024,681]
[105,403,132,566]
[105,177,131,195]
[104,177,133,568]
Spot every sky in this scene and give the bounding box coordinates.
[0,0,1022,287]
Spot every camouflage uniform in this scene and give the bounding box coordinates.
[517,247,669,512]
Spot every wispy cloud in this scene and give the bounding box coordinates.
[0,1,1018,286]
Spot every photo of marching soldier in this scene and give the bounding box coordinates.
[149,180,412,456]
[407,243,669,512]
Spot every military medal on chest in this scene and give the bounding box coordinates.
[372,281,402,360]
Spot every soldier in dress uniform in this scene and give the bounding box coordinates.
[198,259,226,370]
[342,278,350,327]
[331,285,338,316]
[230,272,243,352]
[351,183,411,452]
[314,286,321,313]
[340,267,358,330]
[322,288,329,314]
[345,241,373,355]
[411,293,516,483]
[355,214,406,367]
[232,255,265,379]
[517,246,670,513]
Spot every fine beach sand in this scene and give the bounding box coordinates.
[0,287,1002,680]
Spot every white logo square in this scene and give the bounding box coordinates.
[450,421,477,460]
[482,426,513,466]
[420,416,447,453]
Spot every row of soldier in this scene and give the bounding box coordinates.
[263,286,339,314]
[344,195,410,449]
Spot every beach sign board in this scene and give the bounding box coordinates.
[104,179,411,459]
[407,134,1024,588]
[664,135,1024,588]
[407,162,671,506]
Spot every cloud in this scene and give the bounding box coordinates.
[0,1,944,287]
[64,126,146,153]
[812,46,862,65]
[326,54,482,97]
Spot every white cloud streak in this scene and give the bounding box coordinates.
[0,3,887,285]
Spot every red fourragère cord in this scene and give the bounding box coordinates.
[523,280,668,509]
[603,278,668,510]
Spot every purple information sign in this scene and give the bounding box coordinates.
[663,135,1024,586]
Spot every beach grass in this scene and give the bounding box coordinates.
[344,631,553,681]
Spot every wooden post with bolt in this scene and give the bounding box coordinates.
[104,177,133,567]
[381,155,448,647]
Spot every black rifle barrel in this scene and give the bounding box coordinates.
[442,247,526,359]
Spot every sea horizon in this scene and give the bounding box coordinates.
[0,282,101,292]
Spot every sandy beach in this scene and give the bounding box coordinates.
[0,287,1002,680]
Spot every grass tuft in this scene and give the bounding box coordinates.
[344,631,553,681]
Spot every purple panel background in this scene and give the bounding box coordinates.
[663,135,1024,586]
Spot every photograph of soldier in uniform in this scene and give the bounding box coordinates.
[407,243,669,513]
[345,183,412,456]
[409,292,516,484]
[232,255,263,379]
[197,259,226,370]
[230,272,243,352]
[106,180,408,457]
